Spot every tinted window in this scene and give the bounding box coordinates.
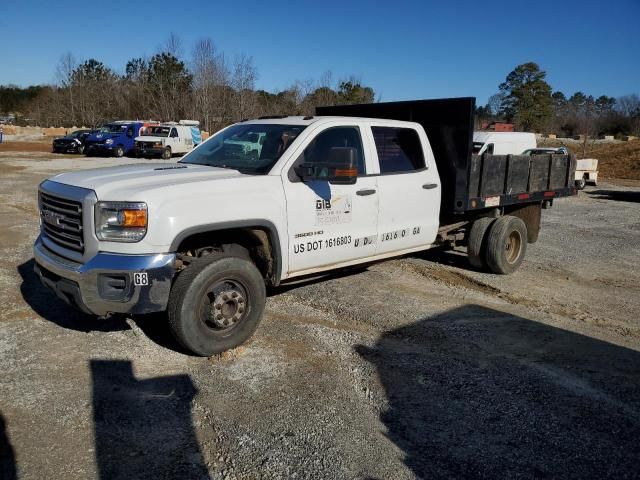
[300,127,365,175]
[372,127,425,174]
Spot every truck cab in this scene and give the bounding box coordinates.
[85,121,157,157]
[134,120,201,159]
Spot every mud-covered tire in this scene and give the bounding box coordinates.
[576,176,586,190]
[467,217,495,269]
[485,216,528,274]
[162,147,172,160]
[167,255,266,356]
[114,145,125,158]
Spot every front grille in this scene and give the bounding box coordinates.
[39,191,84,253]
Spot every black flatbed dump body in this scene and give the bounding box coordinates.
[317,98,577,222]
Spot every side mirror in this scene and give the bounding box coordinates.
[294,147,358,185]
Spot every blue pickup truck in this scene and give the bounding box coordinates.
[85,121,155,157]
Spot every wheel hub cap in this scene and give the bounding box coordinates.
[209,289,245,328]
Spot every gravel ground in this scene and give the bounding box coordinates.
[1,153,639,479]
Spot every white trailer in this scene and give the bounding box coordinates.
[575,158,599,189]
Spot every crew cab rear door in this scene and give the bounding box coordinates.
[283,124,378,274]
[367,124,440,256]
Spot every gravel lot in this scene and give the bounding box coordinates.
[1,153,639,479]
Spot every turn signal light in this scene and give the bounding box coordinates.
[334,168,358,177]
[122,209,147,227]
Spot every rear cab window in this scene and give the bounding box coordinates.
[372,126,425,174]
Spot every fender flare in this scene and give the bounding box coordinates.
[169,219,283,285]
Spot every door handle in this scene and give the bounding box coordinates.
[422,183,438,190]
[356,189,376,196]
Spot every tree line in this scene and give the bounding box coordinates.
[1,48,638,138]
[477,62,640,137]
[0,36,375,132]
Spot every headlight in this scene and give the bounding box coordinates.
[105,138,114,145]
[95,202,147,242]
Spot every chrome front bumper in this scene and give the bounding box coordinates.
[33,236,175,316]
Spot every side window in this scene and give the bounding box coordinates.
[301,127,365,173]
[170,128,178,138]
[126,127,134,138]
[486,143,494,155]
[372,127,425,174]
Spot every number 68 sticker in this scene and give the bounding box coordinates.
[133,272,149,286]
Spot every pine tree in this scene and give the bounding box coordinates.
[499,62,553,132]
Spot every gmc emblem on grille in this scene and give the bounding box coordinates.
[42,209,64,227]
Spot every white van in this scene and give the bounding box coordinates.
[473,132,536,156]
[135,120,202,159]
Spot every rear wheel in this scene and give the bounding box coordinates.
[576,175,587,190]
[162,147,172,160]
[467,217,494,269]
[167,255,266,356]
[485,216,527,274]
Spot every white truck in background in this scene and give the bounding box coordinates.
[33,98,577,356]
[473,132,536,155]
[135,120,202,159]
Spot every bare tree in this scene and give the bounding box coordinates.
[231,54,258,121]
[164,32,184,59]
[191,38,231,131]
[55,53,77,123]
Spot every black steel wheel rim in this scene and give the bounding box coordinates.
[199,278,249,331]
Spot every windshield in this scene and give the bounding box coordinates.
[472,142,484,154]
[144,126,171,137]
[100,124,126,134]
[180,123,306,174]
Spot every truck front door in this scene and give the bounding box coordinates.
[284,125,378,274]
[369,125,440,256]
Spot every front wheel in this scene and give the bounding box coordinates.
[167,255,266,356]
[114,145,125,158]
[162,147,172,160]
[77,144,85,155]
[485,216,528,274]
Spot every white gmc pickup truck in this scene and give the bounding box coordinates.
[34,98,577,355]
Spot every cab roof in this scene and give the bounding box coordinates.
[241,115,420,128]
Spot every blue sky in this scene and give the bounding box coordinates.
[1,0,638,105]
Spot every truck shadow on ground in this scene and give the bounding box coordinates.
[0,413,17,480]
[17,259,128,332]
[356,304,640,479]
[91,360,210,480]
[587,189,640,203]
[17,259,189,353]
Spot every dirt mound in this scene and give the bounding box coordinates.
[587,141,640,180]
[0,141,52,153]
[538,139,640,180]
